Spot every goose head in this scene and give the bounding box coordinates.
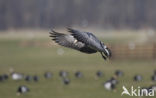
[100,42,112,60]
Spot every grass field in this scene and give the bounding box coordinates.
[0,30,156,98]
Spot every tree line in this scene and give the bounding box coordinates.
[0,0,156,30]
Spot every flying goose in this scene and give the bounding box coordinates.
[49,28,111,60]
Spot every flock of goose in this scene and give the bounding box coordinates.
[0,70,156,95]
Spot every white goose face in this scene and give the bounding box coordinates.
[100,42,112,60]
[103,45,111,58]
[104,48,110,56]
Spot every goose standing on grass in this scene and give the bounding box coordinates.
[49,28,111,60]
[17,85,29,96]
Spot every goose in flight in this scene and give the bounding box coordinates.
[49,28,111,60]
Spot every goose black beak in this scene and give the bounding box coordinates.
[100,52,107,60]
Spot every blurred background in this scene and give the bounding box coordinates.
[1,0,156,30]
[0,0,156,30]
[0,0,156,98]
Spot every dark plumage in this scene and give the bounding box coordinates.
[59,71,68,78]
[134,75,143,81]
[62,78,70,85]
[17,85,29,95]
[25,75,33,82]
[151,75,156,81]
[110,77,119,85]
[115,70,124,77]
[0,74,9,82]
[33,75,39,82]
[44,72,52,79]
[49,28,111,60]
[3,74,9,80]
[0,75,4,82]
[96,71,103,77]
[75,71,83,78]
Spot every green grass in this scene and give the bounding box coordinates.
[0,35,156,98]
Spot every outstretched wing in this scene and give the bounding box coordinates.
[67,28,102,50]
[49,30,97,54]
